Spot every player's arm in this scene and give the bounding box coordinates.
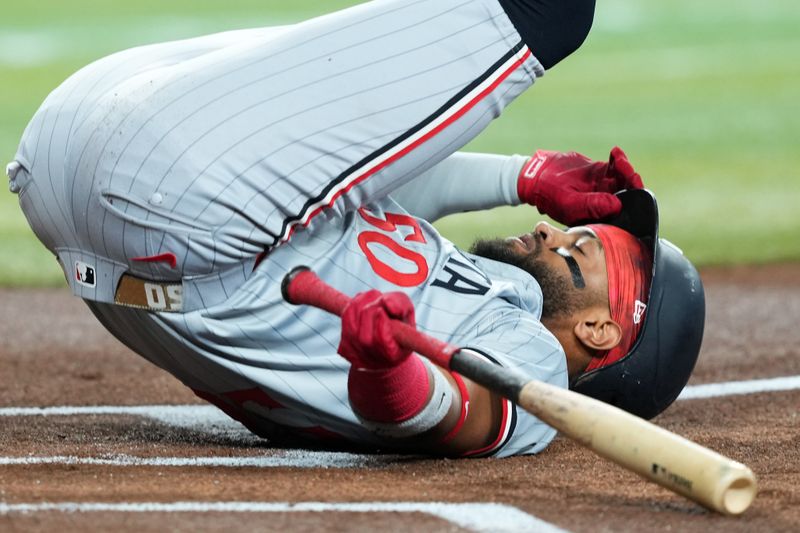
[391,148,644,226]
[390,152,527,222]
[338,290,517,456]
[424,367,508,456]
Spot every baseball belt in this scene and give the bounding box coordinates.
[114,274,183,313]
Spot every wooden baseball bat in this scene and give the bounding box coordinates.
[281,266,757,515]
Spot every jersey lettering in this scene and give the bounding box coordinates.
[144,283,167,309]
[144,282,183,311]
[357,208,430,287]
[358,210,426,243]
[431,255,491,296]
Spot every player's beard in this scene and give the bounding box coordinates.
[469,235,599,320]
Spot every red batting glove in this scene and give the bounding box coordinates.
[517,146,644,226]
[338,290,416,370]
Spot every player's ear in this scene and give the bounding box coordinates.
[573,307,621,351]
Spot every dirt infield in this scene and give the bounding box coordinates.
[1,264,799,532]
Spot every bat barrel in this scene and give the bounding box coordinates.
[715,465,757,515]
[517,380,757,515]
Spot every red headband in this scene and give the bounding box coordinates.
[585,224,652,371]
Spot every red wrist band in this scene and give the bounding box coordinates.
[347,354,430,424]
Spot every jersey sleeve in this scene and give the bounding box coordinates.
[451,307,568,458]
[389,152,527,223]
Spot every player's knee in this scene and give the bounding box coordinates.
[498,0,596,69]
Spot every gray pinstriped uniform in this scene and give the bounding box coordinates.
[10,0,567,456]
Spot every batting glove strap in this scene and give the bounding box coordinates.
[352,358,453,440]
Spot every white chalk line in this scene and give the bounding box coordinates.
[0,375,796,471]
[3,375,792,532]
[0,404,241,428]
[1,374,796,422]
[677,375,800,400]
[0,452,395,469]
[0,502,567,533]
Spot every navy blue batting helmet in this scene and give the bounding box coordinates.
[572,189,705,419]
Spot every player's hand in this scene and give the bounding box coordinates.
[338,289,416,370]
[516,146,644,226]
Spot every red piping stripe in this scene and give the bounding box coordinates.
[462,398,511,457]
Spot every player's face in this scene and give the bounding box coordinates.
[470,222,609,319]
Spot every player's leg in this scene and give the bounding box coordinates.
[199,0,549,248]
[497,0,596,70]
[13,0,599,308]
[68,0,550,280]
[249,0,597,246]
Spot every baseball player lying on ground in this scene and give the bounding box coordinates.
[7,0,703,457]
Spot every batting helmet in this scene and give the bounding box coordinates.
[571,189,705,419]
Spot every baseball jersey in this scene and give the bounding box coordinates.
[86,196,567,457]
[10,0,565,456]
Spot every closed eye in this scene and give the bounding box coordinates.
[573,236,593,256]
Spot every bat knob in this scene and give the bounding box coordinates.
[281,265,311,304]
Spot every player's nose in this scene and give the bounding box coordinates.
[534,221,565,246]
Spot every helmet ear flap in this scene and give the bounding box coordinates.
[571,190,706,419]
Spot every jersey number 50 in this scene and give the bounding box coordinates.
[357,209,429,287]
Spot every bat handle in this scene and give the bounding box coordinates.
[281,266,459,368]
[282,266,351,316]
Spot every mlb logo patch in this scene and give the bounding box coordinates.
[75,261,96,288]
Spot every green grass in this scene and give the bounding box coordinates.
[440,0,800,262]
[1,0,799,285]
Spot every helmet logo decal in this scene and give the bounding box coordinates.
[633,300,647,325]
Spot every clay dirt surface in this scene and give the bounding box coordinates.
[1,264,798,532]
